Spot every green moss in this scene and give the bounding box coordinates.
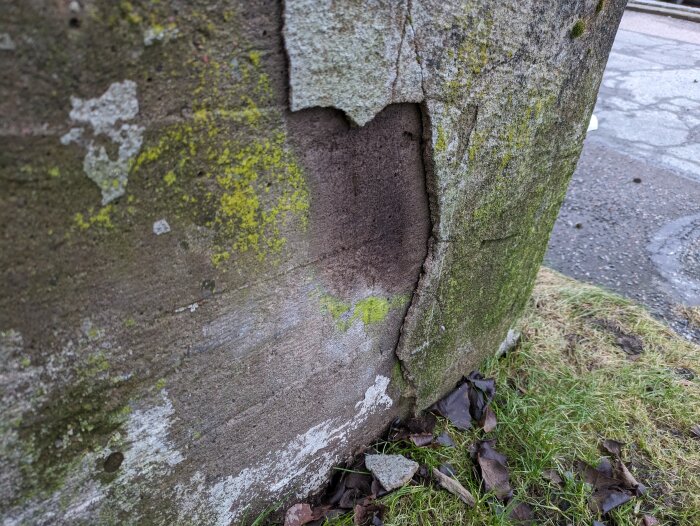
[434,124,447,153]
[570,20,586,39]
[13,351,131,506]
[48,167,61,178]
[596,0,605,14]
[320,294,351,321]
[353,297,391,325]
[155,378,167,390]
[400,86,583,408]
[73,205,115,231]
[133,52,309,267]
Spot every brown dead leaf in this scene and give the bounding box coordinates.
[476,440,512,501]
[431,382,472,430]
[600,439,624,458]
[642,515,659,526]
[432,467,476,507]
[284,503,316,526]
[592,318,644,355]
[575,455,644,514]
[480,406,497,433]
[409,433,434,447]
[691,424,700,439]
[591,487,633,514]
[353,502,385,526]
[466,371,496,423]
[436,431,455,447]
[509,502,534,524]
[542,469,563,486]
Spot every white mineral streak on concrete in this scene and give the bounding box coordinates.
[60,80,144,204]
[200,375,392,524]
[284,0,422,126]
[118,392,184,482]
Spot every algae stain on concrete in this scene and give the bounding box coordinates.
[60,80,144,205]
[319,291,410,331]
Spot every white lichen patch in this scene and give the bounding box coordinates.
[177,375,393,524]
[61,80,144,204]
[153,218,171,235]
[143,24,179,46]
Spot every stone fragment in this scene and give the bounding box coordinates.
[0,33,15,51]
[365,454,419,491]
[153,219,171,235]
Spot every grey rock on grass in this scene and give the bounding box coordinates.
[365,454,419,491]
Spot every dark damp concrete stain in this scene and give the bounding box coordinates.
[287,103,430,297]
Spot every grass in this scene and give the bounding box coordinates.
[319,268,700,526]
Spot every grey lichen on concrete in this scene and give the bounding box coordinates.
[60,80,144,204]
[284,0,423,126]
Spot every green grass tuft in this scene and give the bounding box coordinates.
[317,268,700,526]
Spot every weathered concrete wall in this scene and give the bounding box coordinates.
[0,0,624,524]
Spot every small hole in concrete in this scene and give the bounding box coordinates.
[69,17,81,28]
[103,451,124,473]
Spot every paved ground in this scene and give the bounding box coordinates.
[546,11,700,341]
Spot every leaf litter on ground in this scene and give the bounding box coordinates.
[575,439,648,516]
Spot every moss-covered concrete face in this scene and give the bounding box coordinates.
[1,0,624,523]
[396,0,626,409]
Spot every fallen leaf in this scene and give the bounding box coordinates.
[389,414,437,442]
[409,433,434,447]
[691,424,700,439]
[476,440,512,501]
[575,455,643,514]
[642,515,659,526]
[353,502,386,526]
[509,502,533,524]
[600,439,624,458]
[591,487,632,514]
[480,406,497,433]
[616,459,646,495]
[339,488,364,509]
[431,382,472,430]
[542,469,563,485]
[436,431,455,447]
[466,371,496,422]
[591,318,644,355]
[432,467,476,507]
[284,503,315,526]
[438,463,457,477]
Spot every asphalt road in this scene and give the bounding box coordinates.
[546,11,700,341]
